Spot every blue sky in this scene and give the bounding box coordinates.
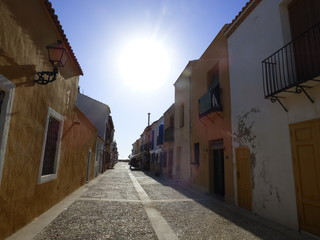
[50,0,248,159]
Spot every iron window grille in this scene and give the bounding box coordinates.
[38,108,64,184]
[41,117,61,175]
[192,142,200,165]
[0,90,5,115]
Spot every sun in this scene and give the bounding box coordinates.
[118,37,171,92]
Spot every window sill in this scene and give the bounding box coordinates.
[38,173,57,184]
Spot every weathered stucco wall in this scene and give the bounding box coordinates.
[227,0,318,230]
[0,1,97,239]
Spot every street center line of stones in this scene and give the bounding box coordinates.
[128,171,179,240]
[78,197,204,203]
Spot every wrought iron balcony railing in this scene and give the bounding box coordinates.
[262,22,320,107]
[164,126,174,142]
[199,88,222,117]
[157,135,164,145]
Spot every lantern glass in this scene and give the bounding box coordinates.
[47,42,69,67]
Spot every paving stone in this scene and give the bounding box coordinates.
[34,200,157,240]
[153,200,297,240]
[30,162,316,240]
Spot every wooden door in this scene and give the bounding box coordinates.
[213,148,225,197]
[288,0,320,81]
[290,119,320,236]
[236,147,252,210]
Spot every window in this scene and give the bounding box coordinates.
[208,64,221,109]
[180,104,184,128]
[169,115,174,127]
[163,151,167,168]
[0,75,15,185]
[38,107,64,184]
[157,124,164,145]
[192,143,200,165]
[0,90,5,114]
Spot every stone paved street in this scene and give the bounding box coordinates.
[8,162,317,240]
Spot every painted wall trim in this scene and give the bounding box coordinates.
[0,75,15,185]
[37,107,64,184]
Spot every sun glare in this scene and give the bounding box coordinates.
[118,38,171,92]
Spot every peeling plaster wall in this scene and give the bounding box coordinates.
[0,2,97,239]
[227,0,310,230]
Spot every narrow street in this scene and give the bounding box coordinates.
[8,162,316,240]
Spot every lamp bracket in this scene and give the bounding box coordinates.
[34,67,58,85]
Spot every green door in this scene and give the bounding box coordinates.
[213,148,225,197]
[210,140,225,197]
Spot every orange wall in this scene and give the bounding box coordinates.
[190,25,234,203]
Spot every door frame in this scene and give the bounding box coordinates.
[209,139,225,197]
[289,118,320,236]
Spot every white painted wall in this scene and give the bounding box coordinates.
[155,117,164,150]
[227,0,320,230]
[174,68,192,185]
[94,138,104,176]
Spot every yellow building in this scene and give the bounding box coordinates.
[0,1,97,239]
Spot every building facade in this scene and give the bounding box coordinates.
[190,25,234,203]
[173,62,196,184]
[0,1,98,239]
[77,93,114,172]
[163,104,175,178]
[226,0,320,235]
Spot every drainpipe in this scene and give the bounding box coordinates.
[189,75,192,185]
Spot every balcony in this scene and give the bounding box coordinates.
[157,135,164,145]
[149,141,154,150]
[199,87,222,117]
[262,22,320,110]
[164,126,174,142]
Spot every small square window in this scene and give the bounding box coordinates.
[192,143,200,165]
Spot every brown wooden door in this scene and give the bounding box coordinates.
[290,119,320,236]
[236,147,252,210]
[289,0,320,39]
[288,0,320,82]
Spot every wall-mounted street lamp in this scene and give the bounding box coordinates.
[34,40,69,85]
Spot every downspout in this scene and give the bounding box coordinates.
[189,75,192,185]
